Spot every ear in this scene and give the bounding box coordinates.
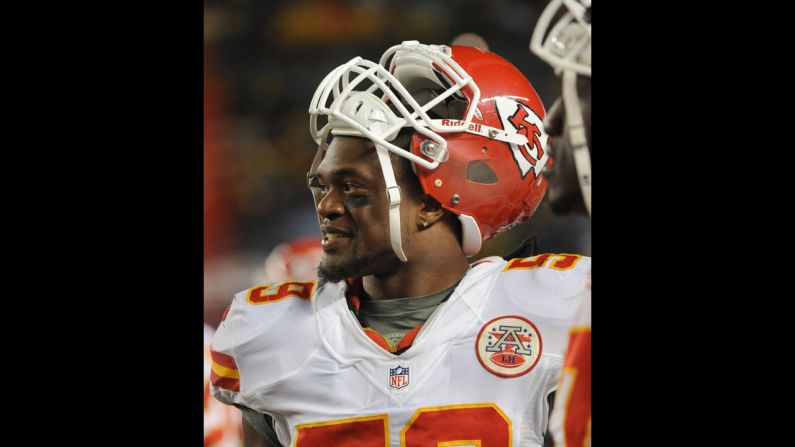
[417,195,445,230]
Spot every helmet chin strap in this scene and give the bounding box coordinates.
[561,69,591,216]
[374,144,408,262]
[310,127,408,262]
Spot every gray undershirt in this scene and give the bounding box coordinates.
[357,280,460,348]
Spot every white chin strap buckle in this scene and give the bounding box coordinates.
[386,185,402,206]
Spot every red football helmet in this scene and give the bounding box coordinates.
[309,41,550,259]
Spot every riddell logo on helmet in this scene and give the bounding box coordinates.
[440,119,482,133]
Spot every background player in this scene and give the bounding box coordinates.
[531,1,592,445]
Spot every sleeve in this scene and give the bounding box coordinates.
[209,280,320,408]
[209,304,245,407]
[204,325,244,446]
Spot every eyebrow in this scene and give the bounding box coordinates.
[315,167,367,180]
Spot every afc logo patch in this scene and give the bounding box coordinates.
[494,97,549,179]
[389,365,410,389]
[476,315,542,378]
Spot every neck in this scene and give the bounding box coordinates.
[362,233,469,300]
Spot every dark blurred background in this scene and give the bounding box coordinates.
[204,0,591,327]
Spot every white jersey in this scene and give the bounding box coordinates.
[210,254,590,447]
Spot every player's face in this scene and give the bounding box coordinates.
[311,136,405,282]
[543,76,591,215]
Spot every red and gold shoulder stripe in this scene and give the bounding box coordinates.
[210,349,240,392]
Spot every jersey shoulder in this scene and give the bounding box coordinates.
[461,254,590,314]
[500,253,591,300]
[462,255,591,357]
[210,279,326,404]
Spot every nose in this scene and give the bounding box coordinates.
[316,187,345,221]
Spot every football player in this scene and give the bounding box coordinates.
[211,40,590,446]
[531,1,592,445]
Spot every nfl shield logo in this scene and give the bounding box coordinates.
[388,365,410,389]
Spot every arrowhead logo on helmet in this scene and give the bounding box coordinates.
[497,97,550,179]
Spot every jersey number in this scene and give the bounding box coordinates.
[504,253,581,271]
[246,281,317,305]
[294,403,511,446]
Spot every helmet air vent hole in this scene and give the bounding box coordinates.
[466,160,498,184]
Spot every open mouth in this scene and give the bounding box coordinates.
[321,228,353,249]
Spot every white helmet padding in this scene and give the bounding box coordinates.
[458,214,482,257]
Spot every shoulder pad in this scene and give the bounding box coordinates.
[210,280,321,400]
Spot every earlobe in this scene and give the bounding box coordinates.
[417,196,445,229]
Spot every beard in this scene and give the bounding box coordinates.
[318,253,370,283]
[317,244,398,283]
